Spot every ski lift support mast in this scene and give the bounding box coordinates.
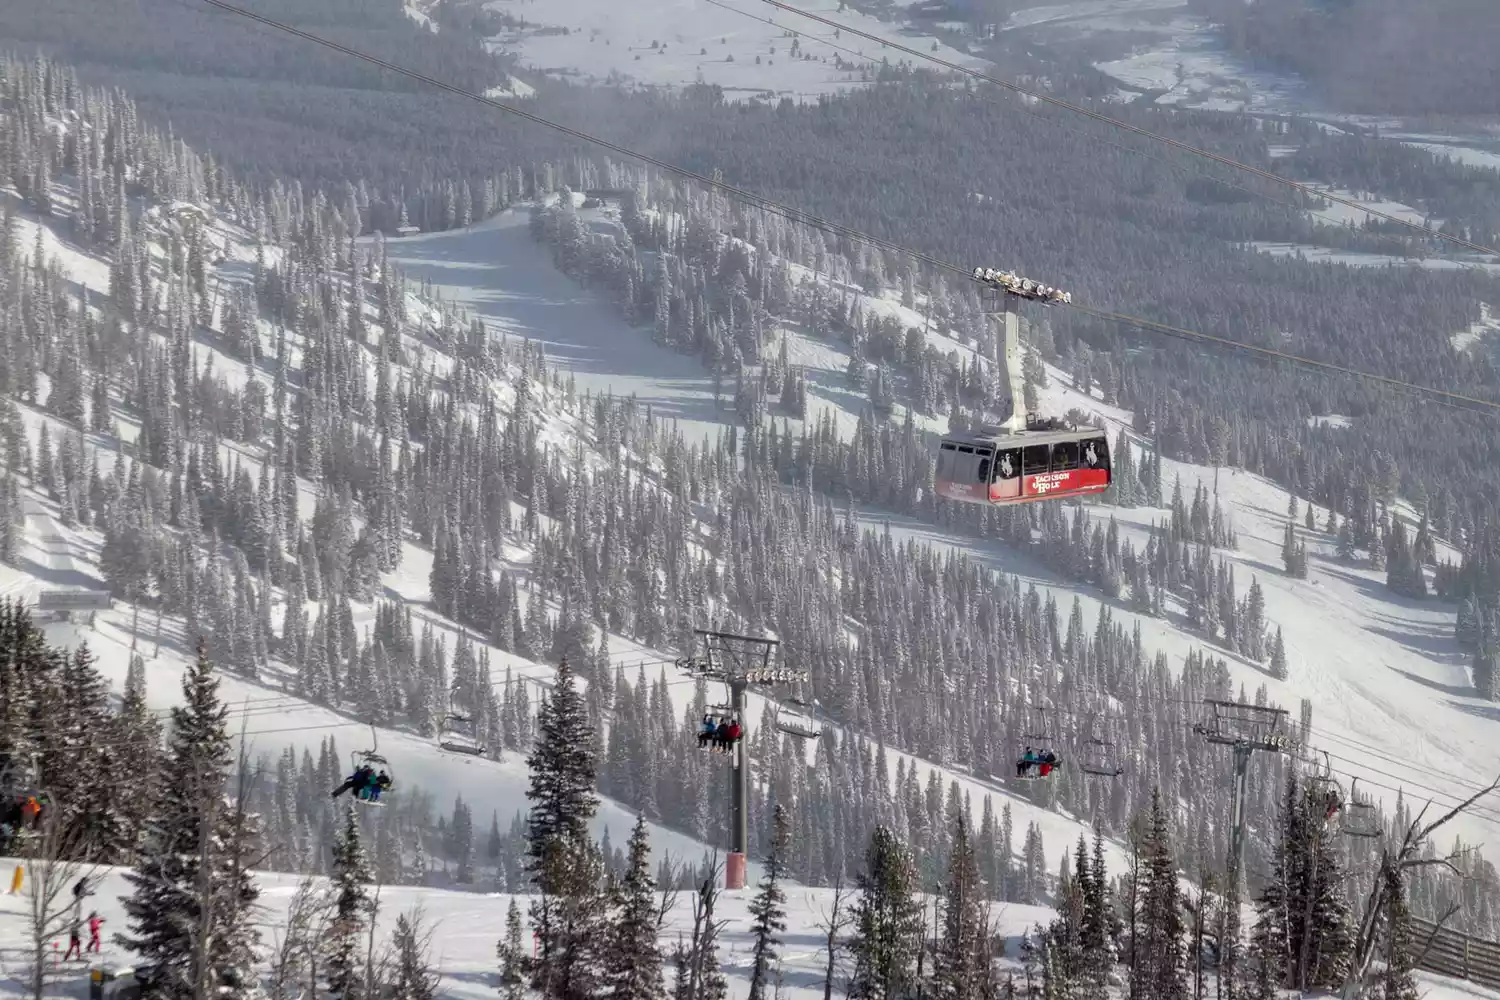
[682,630,804,891]
[1194,698,1293,880]
[978,273,1030,433]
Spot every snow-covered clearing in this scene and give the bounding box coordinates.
[1248,242,1500,274]
[479,0,984,101]
[1453,303,1500,353]
[1302,188,1436,229]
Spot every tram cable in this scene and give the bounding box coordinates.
[755,0,1500,262]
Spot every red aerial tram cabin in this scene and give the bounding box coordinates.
[935,422,1111,506]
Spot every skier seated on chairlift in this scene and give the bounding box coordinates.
[712,717,743,753]
[1017,747,1038,777]
[698,714,718,748]
[358,770,393,803]
[1018,748,1060,778]
[1323,787,1342,820]
[331,764,376,800]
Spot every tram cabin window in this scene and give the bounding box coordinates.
[1051,440,1079,471]
[1022,444,1051,475]
[994,449,1020,481]
[938,443,957,479]
[976,449,993,483]
[956,445,975,482]
[1082,437,1108,468]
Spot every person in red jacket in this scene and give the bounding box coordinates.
[87,912,104,954]
[726,718,743,746]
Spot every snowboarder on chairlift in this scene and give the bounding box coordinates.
[332,765,376,800]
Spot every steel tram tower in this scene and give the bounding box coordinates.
[681,630,805,890]
[979,280,1030,433]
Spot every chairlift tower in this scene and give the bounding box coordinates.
[1194,699,1293,879]
[681,630,807,890]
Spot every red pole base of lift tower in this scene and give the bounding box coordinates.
[726,852,746,890]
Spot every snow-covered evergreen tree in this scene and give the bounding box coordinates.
[847,825,924,1000]
[604,816,665,1000]
[498,899,528,1000]
[747,804,791,1000]
[117,640,258,1000]
[326,806,374,1000]
[526,658,606,1000]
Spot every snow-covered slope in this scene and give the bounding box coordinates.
[381,201,1500,852]
[2,861,1495,1000]
[1,179,1130,886]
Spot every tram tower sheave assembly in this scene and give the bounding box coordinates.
[935,269,1112,506]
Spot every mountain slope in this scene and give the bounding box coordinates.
[382,194,1500,855]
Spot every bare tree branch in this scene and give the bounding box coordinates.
[1411,777,1500,852]
[21,799,100,1000]
[655,850,682,933]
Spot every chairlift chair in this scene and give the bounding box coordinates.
[1342,780,1382,840]
[438,711,488,757]
[349,726,395,806]
[1015,706,1060,780]
[773,698,823,741]
[1077,737,1124,777]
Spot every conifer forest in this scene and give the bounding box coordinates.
[2,0,1500,996]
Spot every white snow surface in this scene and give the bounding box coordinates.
[0,863,1056,1000]
[1,862,1496,1000]
[479,0,985,100]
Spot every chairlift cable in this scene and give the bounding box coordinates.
[755,0,1500,262]
[189,0,1500,416]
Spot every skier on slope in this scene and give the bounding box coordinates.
[87,912,104,954]
[63,915,83,962]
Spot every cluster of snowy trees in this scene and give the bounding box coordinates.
[1191,0,1500,116]
[4,40,1499,949]
[0,603,439,1000]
